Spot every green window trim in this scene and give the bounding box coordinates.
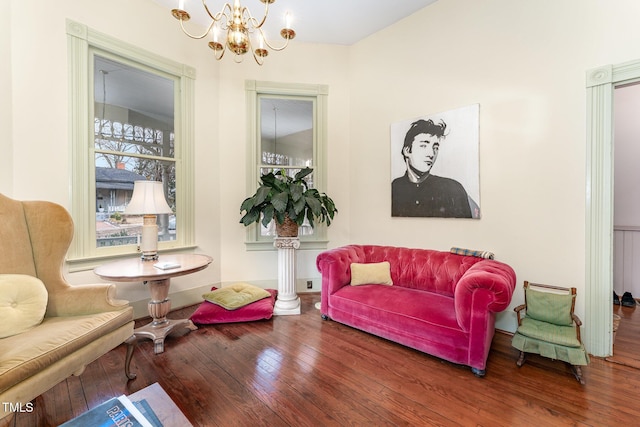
[66,20,196,271]
[244,80,329,251]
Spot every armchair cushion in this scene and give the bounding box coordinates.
[516,317,582,347]
[512,317,589,366]
[0,307,133,395]
[350,262,393,286]
[526,288,575,326]
[0,274,48,339]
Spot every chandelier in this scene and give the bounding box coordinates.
[171,0,296,65]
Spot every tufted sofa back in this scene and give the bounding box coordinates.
[337,245,485,297]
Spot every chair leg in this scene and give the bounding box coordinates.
[125,335,137,380]
[570,364,585,385]
[516,351,526,367]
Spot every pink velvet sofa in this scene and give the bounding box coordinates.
[316,245,516,376]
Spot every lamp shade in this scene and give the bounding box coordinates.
[124,181,172,215]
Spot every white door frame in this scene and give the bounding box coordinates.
[586,59,640,356]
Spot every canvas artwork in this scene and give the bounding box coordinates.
[390,104,480,219]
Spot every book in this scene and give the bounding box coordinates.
[153,261,181,270]
[132,399,163,427]
[59,395,155,427]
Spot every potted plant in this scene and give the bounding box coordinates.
[239,167,337,237]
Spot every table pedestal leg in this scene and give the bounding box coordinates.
[135,278,197,354]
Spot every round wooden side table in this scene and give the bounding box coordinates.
[95,253,212,354]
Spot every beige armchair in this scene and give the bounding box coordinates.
[0,194,135,419]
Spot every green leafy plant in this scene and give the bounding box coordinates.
[240,167,337,229]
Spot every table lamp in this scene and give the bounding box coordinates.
[125,180,173,261]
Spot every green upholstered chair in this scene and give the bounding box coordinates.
[512,281,589,384]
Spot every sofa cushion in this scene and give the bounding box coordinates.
[0,274,48,339]
[0,307,133,394]
[350,262,393,286]
[202,283,271,310]
[191,288,277,324]
[331,285,463,340]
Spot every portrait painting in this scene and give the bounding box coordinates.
[390,104,480,219]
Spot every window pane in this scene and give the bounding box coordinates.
[95,156,176,248]
[260,98,313,168]
[93,55,175,250]
[94,56,175,158]
[259,98,314,238]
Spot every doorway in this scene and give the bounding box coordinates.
[609,81,640,367]
[585,58,640,358]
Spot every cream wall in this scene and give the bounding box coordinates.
[7,0,640,333]
[348,0,640,331]
[1,1,12,195]
[5,0,222,307]
[3,0,351,314]
[216,42,352,290]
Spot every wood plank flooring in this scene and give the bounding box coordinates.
[607,302,640,369]
[3,294,639,426]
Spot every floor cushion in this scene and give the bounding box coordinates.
[202,282,271,310]
[190,287,277,324]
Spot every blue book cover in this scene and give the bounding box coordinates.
[59,395,154,427]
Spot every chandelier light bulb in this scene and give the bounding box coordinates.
[211,26,218,43]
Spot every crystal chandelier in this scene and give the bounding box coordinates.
[171,0,296,65]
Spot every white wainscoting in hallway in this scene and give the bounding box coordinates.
[614,226,640,297]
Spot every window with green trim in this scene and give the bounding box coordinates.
[66,20,196,268]
[245,81,329,250]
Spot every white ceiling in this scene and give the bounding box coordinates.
[153,0,438,45]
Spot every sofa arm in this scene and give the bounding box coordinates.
[453,260,516,331]
[317,245,367,294]
[317,245,367,314]
[46,283,130,317]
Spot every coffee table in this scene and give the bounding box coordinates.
[95,253,212,354]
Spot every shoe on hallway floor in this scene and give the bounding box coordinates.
[621,291,637,307]
[614,291,621,305]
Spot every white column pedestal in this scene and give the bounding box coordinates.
[273,237,301,315]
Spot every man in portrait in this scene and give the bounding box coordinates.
[391,105,480,218]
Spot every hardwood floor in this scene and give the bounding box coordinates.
[3,294,639,426]
[607,302,640,369]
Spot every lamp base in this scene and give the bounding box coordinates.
[139,216,159,262]
[140,252,159,262]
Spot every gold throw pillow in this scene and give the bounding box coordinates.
[350,262,393,286]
